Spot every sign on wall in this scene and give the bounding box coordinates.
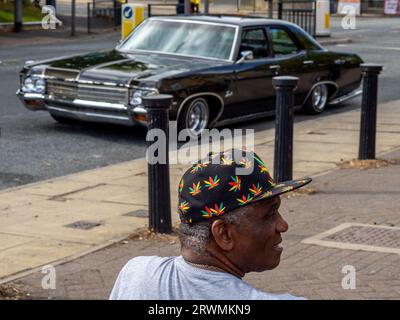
[337,0,361,15]
[384,0,400,14]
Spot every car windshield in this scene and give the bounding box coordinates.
[119,19,237,61]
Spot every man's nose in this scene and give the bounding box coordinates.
[276,212,289,233]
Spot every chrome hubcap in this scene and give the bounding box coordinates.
[187,99,209,135]
[312,84,328,111]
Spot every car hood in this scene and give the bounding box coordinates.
[44,50,226,87]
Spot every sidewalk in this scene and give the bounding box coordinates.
[1,99,400,288]
[2,147,400,299]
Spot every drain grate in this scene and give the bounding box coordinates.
[324,225,400,248]
[302,223,400,254]
[64,220,102,230]
[124,210,148,218]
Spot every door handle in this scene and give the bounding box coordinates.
[334,59,346,65]
[269,65,281,70]
[303,60,314,65]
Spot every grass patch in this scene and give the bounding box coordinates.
[0,1,43,23]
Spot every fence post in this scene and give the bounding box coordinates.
[278,0,283,19]
[71,0,76,36]
[87,3,91,34]
[358,63,383,160]
[114,0,121,27]
[204,0,209,14]
[273,76,298,183]
[143,94,173,234]
[46,0,56,8]
[184,0,190,15]
[268,0,273,18]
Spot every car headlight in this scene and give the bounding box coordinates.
[130,88,158,106]
[22,75,46,94]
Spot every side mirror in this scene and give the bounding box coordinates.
[236,50,254,64]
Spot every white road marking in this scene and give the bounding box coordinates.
[334,29,372,34]
[331,44,400,51]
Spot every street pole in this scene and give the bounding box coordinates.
[71,0,76,36]
[278,0,283,19]
[143,94,173,234]
[87,3,91,34]
[273,76,298,183]
[14,0,23,33]
[358,63,383,160]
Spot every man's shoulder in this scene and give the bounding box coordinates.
[122,255,174,273]
[109,256,176,300]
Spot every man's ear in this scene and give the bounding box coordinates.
[211,220,235,251]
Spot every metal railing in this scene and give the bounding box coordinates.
[278,0,316,36]
[148,3,178,17]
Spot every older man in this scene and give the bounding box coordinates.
[110,150,311,300]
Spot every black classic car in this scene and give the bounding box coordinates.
[17,16,363,136]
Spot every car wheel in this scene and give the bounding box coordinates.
[304,83,329,115]
[50,114,78,124]
[178,97,209,137]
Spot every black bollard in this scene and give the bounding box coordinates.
[273,76,298,183]
[143,94,173,234]
[358,63,383,160]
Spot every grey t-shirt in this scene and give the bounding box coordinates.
[109,255,304,300]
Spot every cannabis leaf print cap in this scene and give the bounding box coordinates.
[177,149,311,224]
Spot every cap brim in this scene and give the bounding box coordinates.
[249,177,312,205]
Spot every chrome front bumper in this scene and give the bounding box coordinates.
[17,90,148,126]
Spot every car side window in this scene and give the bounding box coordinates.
[269,27,300,56]
[239,28,269,60]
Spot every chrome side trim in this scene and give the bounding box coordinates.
[214,110,276,127]
[213,105,302,128]
[329,89,362,105]
[300,81,339,107]
[176,92,225,127]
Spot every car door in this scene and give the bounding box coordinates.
[227,27,279,119]
[267,25,315,106]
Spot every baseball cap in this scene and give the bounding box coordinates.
[177,149,311,224]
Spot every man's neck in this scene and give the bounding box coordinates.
[181,249,245,279]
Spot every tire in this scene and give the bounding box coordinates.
[50,114,78,124]
[303,83,329,115]
[178,97,210,137]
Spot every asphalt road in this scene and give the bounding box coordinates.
[0,16,399,191]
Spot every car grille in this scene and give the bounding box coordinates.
[46,80,128,104]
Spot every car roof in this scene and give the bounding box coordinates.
[149,15,293,27]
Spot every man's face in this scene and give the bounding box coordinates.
[230,196,289,273]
